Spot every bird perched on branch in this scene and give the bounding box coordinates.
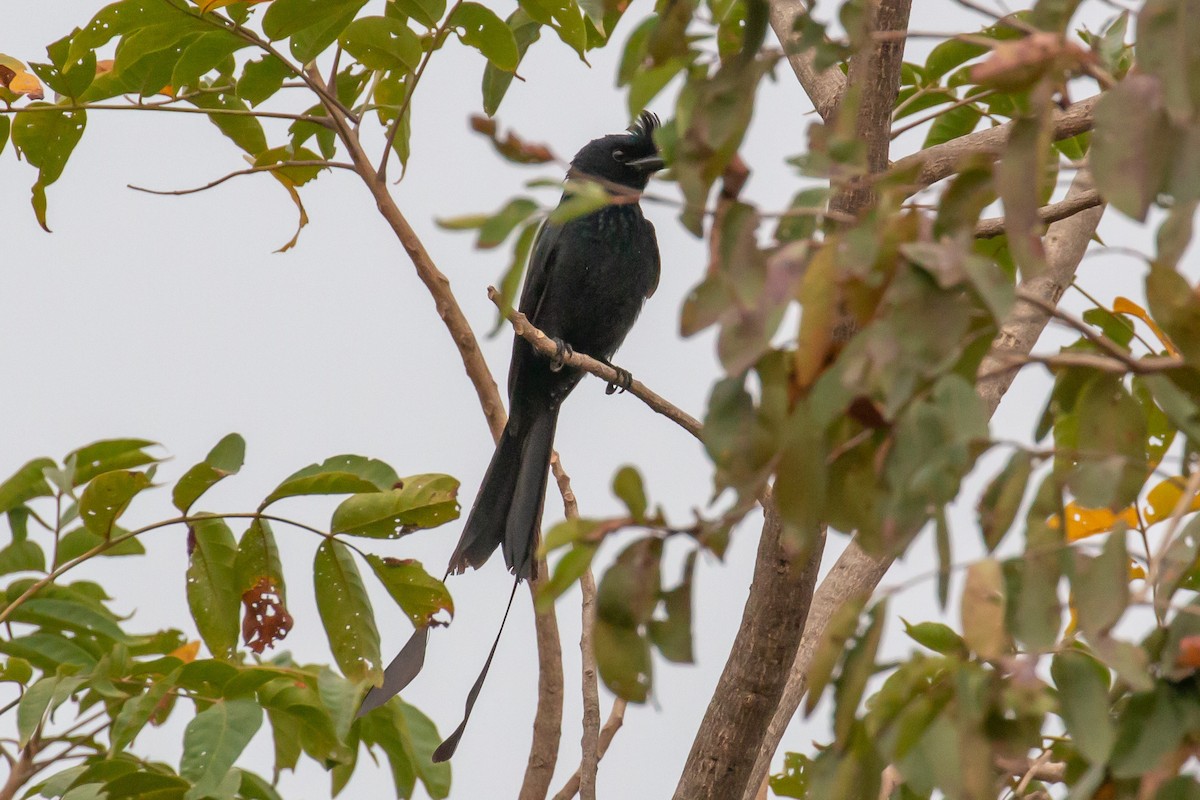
[359,114,664,747]
[451,110,664,581]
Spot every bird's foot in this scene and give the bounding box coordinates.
[605,364,633,395]
[550,338,574,372]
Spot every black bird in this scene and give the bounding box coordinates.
[358,114,664,749]
[451,111,664,580]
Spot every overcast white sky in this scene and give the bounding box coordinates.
[0,2,1173,798]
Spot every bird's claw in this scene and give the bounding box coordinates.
[605,366,633,395]
[550,338,574,372]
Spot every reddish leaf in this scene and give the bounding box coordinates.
[241,577,294,654]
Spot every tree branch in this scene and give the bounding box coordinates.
[551,699,628,800]
[975,187,1104,238]
[745,168,1107,792]
[767,0,847,122]
[489,286,704,440]
[893,94,1099,191]
[675,3,912,797]
[127,161,355,196]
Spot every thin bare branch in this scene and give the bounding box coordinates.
[489,287,703,440]
[975,188,1105,238]
[127,161,355,196]
[578,568,601,800]
[552,699,629,800]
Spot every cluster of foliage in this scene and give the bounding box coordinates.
[6,0,1200,797]
[0,437,456,798]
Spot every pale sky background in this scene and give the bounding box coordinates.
[0,2,1174,798]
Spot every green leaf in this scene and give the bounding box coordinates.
[111,669,179,752]
[67,438,160,486]
[180,697,263,799]
[490,219,539,334]
[612,465,648,521]
[0,656,33,685]
[649,550,695,663]
[520,0,586,58]
[1072,529,1129,640]
[902,620,966,656]
[923,103,982,148]
[805,595,866,715]
[330,474,460,537]
[56,527,145,564]
[0,540,46,576]
[173,433,246,513]
[172,30,248,89]
[924,37,988,80]
[1068,374,1148,508]
[833,601,888,748]
[340,16,423,73]
[391,0,448,27]
[594,617,651,702]
[0,633,98,671]
[365,555,453,627]
[289,0,372,63]
[261,454,399,509]
[481,11,540,116]
[398,700,452,798]
[237,55,292,106]
[189,90,267,156]
[597,538,662,628]
[262,0,368,41]
[0,458,54,514]
[1091,75,1172,221]
[455,197,539,249]
[78,470,151,537]
[1110,684,1186,778]
[234,519,285,598]
[10,105,87,186]
[186,518,240,660]
[1148,262,1200,366]
[1051,650,1114,763]
[0,115,9,158]
[449,3,519,71]
[977,450,1031,551]
[535,543,597,610]
[8,598,128,643]
[314,540,381,682]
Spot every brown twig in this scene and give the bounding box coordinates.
[488,287,703,440]
[975,188,1105,238]
[551,699,628,800]
[987,350,1181,376]
[127,161,355,196]
[577,567,601,800]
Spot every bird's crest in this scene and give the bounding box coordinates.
[627,111,660,147]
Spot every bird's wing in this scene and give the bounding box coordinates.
[517,218,562,324]
[645,217,661,299]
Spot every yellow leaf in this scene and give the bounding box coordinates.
[1143,476,1200,525]
[1128,560,1147,581]
[9,72,43,100]
[1114,296,1179,356]
[1064,595,1077,637]
[169,640,201,663]
[1060,502,1138,541]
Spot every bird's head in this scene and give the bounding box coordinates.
[568,111,665,192]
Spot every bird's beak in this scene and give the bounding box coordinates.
[627,154,665,173]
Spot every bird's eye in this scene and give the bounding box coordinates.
[612,149,625,162]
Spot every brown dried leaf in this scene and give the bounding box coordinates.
[469,115,556,164]
[970,32,1079,91]
[241,576,294,654]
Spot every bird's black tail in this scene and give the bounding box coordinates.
[450,405,558,580]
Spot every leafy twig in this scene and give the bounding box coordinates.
[128,161,356,196]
